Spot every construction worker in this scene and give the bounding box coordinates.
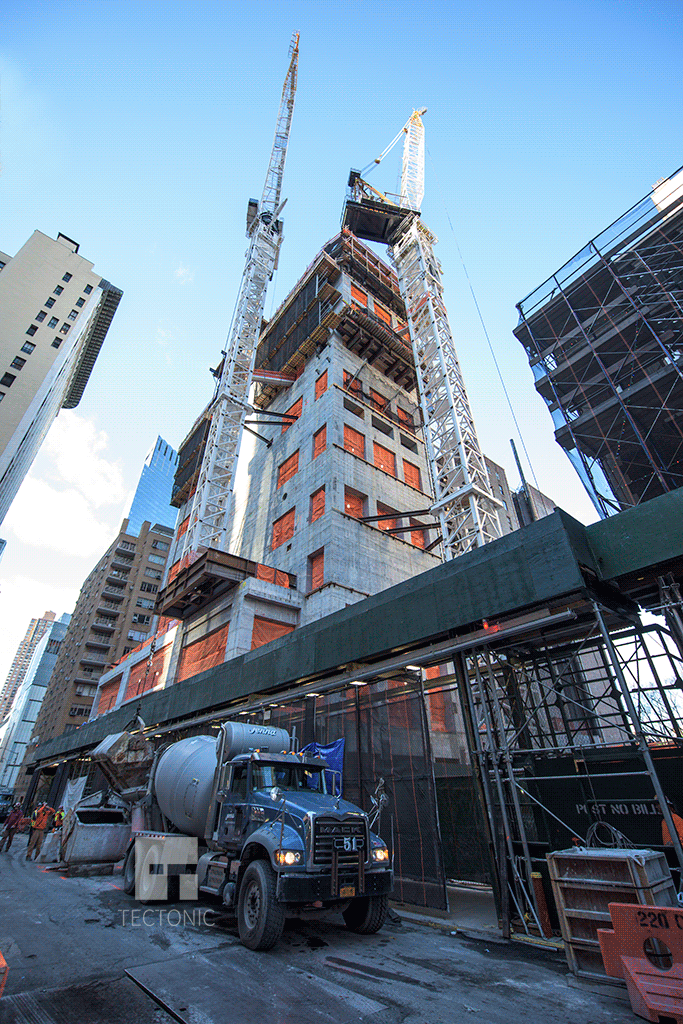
[52,807,64,830]
[25,802,54,860]
[1,804,24,852]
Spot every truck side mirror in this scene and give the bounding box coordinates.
[270,787,283,802]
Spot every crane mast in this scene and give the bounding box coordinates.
[344,111,500,558]
[181,33,299,562]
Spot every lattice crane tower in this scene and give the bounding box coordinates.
[182,33,299,561]
[343,111,500,558]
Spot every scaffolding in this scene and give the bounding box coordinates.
[515,168,683,517]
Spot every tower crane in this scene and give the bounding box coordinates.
[343,111,501,559]
[181,33,299,562]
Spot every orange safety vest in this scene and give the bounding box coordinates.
[32,805,53,830]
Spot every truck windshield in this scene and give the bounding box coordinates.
[251,763,328,794]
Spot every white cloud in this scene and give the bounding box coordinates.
[38,412,127,509]
[175,264,194,285]
[4,477,116,557]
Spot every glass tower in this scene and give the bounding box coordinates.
[126,436,178,536]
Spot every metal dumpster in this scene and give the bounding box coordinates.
[62,807,131,864]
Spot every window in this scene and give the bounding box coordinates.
[140,581,158,593]
[308,548,324,592]
[128,629,148,642]
[48,317,58,329]
[60,323,70,334]
[21,341,36,354]
[272,507,296,549]
[45,297,55,308]
[136,597,156,610]
[68,309,78,321]
[145,567,162,579]
[343,424,364,459]
[0,393,5,402]
[376,502,397,533]
[76,297,85,307]
[26,325,38,336]
[69,705,89,718]
[313,424,326,459]
[62,272,72,282]
[277,450,299,488]
[350,284,367,307]
[0,373,16,388]
[410,519,426,548]
[152,539,169,551]
[51,339,61,349]
[403,459,422,490]
[343,370,362,397]
[344,487,365,519]
[397,407,414,430]
[84,284,93,294]
[35,310,47,323]
[10,357,25,370]
[373,441,396,476]
[148,554,165,565]
[310,487,325,523]
[132,613,151,625]
[315,371,328,400]
[281,396,302,434]
[53,285,64,295]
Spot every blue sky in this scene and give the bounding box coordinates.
[1,0,682,680]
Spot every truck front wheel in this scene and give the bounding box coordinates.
[343,894,388,934]
[237,860,285,951]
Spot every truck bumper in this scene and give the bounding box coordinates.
[278,869,392,904]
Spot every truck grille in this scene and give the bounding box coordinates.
[313,817,367,867]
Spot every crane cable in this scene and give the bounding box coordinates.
[426,145,541,493]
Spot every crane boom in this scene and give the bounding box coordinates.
[181,33,299,561]
[344,110,500,557]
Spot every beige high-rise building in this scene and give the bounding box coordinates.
[0,611,56,720]
[0,231,122,525]
[26,519,173,749]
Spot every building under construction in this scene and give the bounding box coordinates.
[515,168,683,517]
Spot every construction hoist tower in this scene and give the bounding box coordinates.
[343,111,500,558]
[181,33,299,561]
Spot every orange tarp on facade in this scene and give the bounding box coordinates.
[282,397,303,434]
[373,442,396,476]
[96,677,122,714]
[315,371,327,400]
[256,564,291,588]
[178,623,230,683]
[277,450,299,488]
[251,615,295,651]
[310,487,325,522]
[344,489,364,518]
[310,549,324,591]
[403,459,421,490]
[272,508,295,549]
[313,424,327,459]
[344,425,365,459]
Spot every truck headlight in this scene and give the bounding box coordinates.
[275,849,302,866]
[372,846,389,863]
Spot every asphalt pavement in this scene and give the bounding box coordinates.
[0,834,637,1024]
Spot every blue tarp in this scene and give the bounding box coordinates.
[301,738,345,794]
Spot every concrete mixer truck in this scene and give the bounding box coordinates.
[91,722,393,950]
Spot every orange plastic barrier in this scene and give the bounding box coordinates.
[598,902,683,1023]
[0,949,8,997]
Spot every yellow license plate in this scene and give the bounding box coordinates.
[340,886,356,898]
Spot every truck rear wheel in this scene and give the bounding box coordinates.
[123,844,136,895]
[237,860,285,951]
[343,894,388,934]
